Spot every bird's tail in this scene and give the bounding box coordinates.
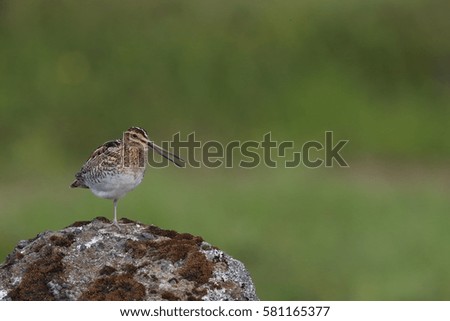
[70,180,88,188]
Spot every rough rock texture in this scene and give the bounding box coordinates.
[0,217,258,301]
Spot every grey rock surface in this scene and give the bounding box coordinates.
[0,217,258,301]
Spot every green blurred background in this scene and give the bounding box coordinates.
[0,0,449,300]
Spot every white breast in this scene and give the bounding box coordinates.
[88,170,145,200]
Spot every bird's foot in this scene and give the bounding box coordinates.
[112,219,121,230]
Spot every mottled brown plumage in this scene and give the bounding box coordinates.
[71,127,183,226]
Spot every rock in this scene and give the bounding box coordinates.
[0,217,258,301]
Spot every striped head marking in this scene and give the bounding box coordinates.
[124,127,150,147]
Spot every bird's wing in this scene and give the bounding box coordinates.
[84,139,122,165]
[73,139,122,183]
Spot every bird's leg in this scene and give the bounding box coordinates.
[112,199,120,228]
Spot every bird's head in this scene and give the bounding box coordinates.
[125,127,150,148]
[124,126,184,167]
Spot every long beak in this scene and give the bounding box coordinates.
[147,141,184,167]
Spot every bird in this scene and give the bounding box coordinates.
[70,126,184,227]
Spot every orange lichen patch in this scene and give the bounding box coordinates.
[79,274,146,300]
[151,238,198,262]
[8,246,65,300]
[179,251,213,285]
[161,291,181,300]
[145,225,180,239]
[187,287,208,301]
[99,265,116,276]
[50,234,75,247]
[123,264,138,275]
[175,233,204,245]
[119,217,136,224]
[149,234,204,263]
[125,232,204,260]
[67,221,91,228]
[125,240,149,259]
[32,243,45,253]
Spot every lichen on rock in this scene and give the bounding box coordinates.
[0,217,258,301]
